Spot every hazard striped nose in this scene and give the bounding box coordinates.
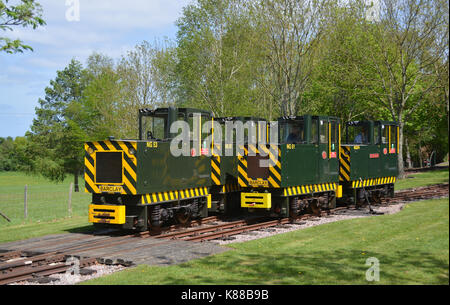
[84,140,137,195]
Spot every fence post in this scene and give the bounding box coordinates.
[68,182,73,217]
[24,184,28,219]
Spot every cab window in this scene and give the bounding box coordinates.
[319,120,328,144]
[374,125,380,145]
[389,125,397,150]
[188,113,211,141]
[330,121,338,148]
[381,125,388,144]
[280,120,305,144]
[141,115,167,140]
[245,121,258,144]
[311,119,318,144]
[345,122,369,144]
[258,121,267,144]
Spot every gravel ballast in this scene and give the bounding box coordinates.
[215,202,406,245]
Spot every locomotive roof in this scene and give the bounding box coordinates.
[278,114,340,121]
[347,120,398,126]
[215,116,266,122]
[139,107,213,115]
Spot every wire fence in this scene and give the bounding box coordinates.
[0,183,91,226]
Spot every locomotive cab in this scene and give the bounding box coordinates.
[87,107,214,231]
[239,115,341,217]
[340,120,399,204]
[209,117,266,215]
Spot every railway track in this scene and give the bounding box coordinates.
[389,183,448,203]
[0,216,228,285]
[147,183,449,243]
[0,182,447,285]
[149,208,346,243]
[0,251,97,285]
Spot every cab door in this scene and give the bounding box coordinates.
[387,124,399,175]
[373,122,382,177]
[317,117,329,183]
[329,119,339,179]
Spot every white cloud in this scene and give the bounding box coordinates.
[1,0,192,137]
[6,25,111,48]
[26,57,66,69]
[74,0,192,29]
[32,0,193,30]
[3,0,191,62]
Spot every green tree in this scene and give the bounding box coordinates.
[358,0,448,176]
[175,0,267,117]
[82,53,120,138]
[0,136,31,171]
[0,0,46,53]
[0,136,16,171]
[82,45,178,141]
[113,41,175,137]
[27,59,89,191]
[307,3,380,124]
[251,0,328,116]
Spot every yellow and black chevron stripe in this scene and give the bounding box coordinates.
[237,145,248,187]
[211,143,221,185]
[268,144,281,188]
[84,140,137,195]
[339,146,351,181]
[352,177,396,188]
[141,187,208,204]
[283,183,337,196]
[238,144,281,188]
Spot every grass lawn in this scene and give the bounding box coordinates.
[0,171,91,227]
[0,215,92,244]
[396,168,448,190]
[82,198,449,285]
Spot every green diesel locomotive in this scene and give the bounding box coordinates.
[85,107,399,231]
[86,107,213,231]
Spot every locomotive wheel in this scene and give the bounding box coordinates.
[309,199,321,216]
[150,205,162,228]
[371,192,382,204]
[175,207,191,224]
[289,197,299,218]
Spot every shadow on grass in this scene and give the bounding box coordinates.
[154,248,448,285]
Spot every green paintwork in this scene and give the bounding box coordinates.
[280,115,340,187]
[219,154,239,185]
[282,144,318,185]
[135,107,213,194]
[136,141,212,194]
[343,120,399,180]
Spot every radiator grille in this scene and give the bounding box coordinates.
[95,152,122,183]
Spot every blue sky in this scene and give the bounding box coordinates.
[0,0,192,138]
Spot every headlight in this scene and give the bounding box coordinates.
[129,148,136,155]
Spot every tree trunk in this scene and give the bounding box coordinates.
[418,144,423,168]
[405,137,412,169]
[74,170,79,192]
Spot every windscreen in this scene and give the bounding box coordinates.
[141,115,167,140]
[345,122,369,144]
[280,120,305,144]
